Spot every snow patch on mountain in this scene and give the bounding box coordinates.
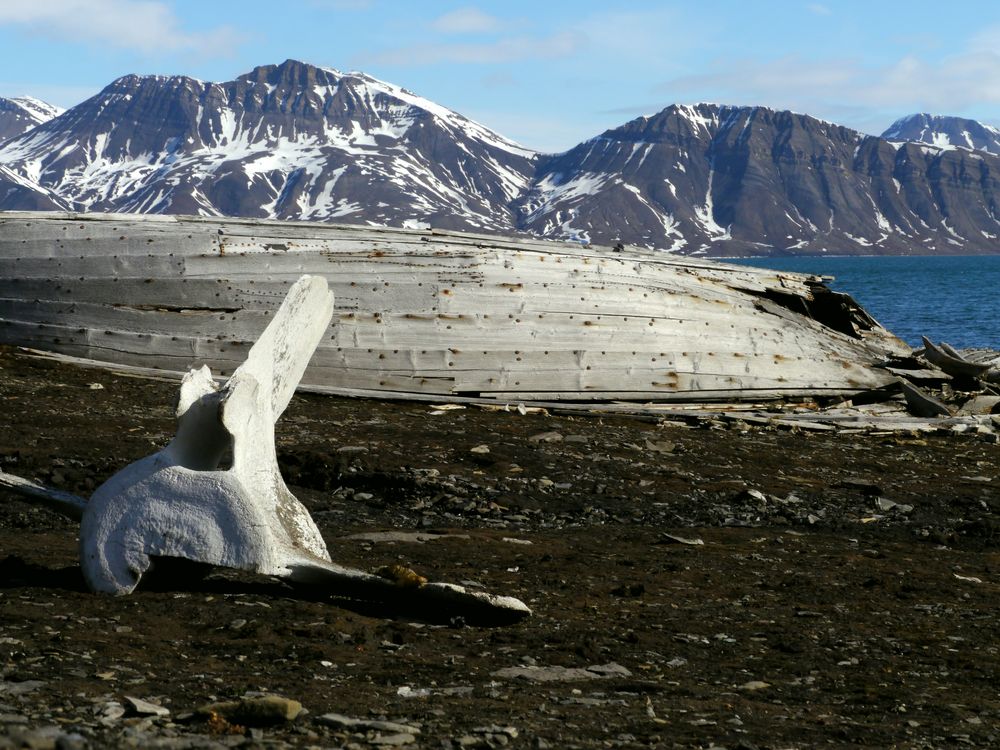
[10,97,64,124]
[883,113,1000,156]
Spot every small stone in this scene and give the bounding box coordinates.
[738,680,771,691]
[124,696,170,717]
[315,713,420,734]
[198,695,302,726]
[644,439,675,454]
[98,701,125,725]
[89,382,104,390]
[469,445,490,454]
[528,431,563,444]
[587,662,633,678]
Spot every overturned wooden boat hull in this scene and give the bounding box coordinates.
[0,212,909,402]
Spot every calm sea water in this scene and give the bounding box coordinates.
[731,255,1000,350]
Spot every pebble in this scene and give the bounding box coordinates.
[644,439,676,454]
[124,696,170,717]
[315,713,421,735]
[197,695,302,726]
[528,431,563,444]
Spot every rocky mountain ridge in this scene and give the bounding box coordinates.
[0,96,63,144]
[882,113,1000,156]
[2,60,999,257]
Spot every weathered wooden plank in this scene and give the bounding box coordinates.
[0,299,271,340]
[0,254,183,278]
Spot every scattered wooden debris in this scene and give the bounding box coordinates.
[921,337,993,379]
[898,378,953,418]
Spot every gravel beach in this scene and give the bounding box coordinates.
[1,345,998,749]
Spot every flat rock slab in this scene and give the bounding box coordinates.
[491,662,632,682]
[124,696,170,717]
[315,713,421,735]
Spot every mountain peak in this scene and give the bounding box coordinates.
[882,113,1000,155]
[0,61,538,228]
[0,95,64,143]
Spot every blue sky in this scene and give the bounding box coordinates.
[1,0,998,153]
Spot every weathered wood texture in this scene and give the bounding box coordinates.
[0,212,910,402]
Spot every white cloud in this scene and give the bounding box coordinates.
[366,7,686,70]
[430,7,505,35]
[365,30,584,66]
[0,0,244,56]
[807,3,832,15]
[657,25,1000,128]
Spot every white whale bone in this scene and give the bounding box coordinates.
[67,275,529,622]
[80,275,336,593]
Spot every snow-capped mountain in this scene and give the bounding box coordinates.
[0,163,66,210]
[0,60,537,230]
[2,61,1000,256]
[0,96,64,143]
[517,104,1000,255]
[883,113,1000,156]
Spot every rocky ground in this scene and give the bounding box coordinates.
[1,345,998,749]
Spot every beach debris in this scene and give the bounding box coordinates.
[898,378,952,418]
[921,337,992,379]
[0,275,530,625]
[957,395,1000,415]
[657,533,705,546]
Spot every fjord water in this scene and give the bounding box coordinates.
[732,255,1000,350]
